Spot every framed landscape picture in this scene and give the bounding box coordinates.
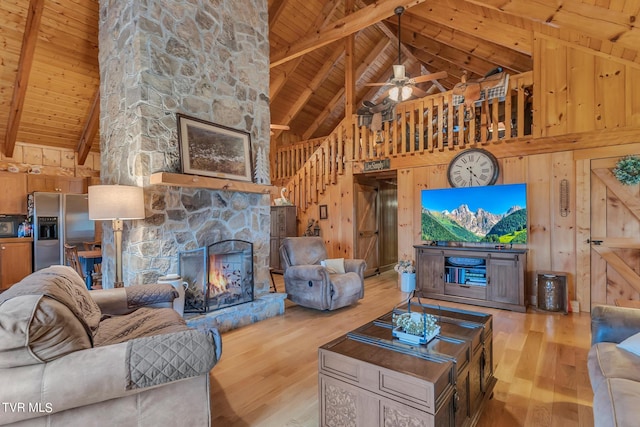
[177,113,252,182]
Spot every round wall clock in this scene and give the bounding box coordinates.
[447,148,499,187]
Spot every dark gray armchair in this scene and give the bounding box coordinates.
[279,237,365,311]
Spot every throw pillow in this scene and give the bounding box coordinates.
[321,258,346,274]
[617,332,640,357]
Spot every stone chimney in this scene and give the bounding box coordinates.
[97,0,271,293]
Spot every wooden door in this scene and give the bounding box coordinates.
[355,181,379,277]
[378,179,398,271]
[590,157,640,306]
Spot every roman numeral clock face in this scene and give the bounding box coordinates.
[447,149,499,187]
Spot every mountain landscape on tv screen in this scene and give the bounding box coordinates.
[421,204,528,243]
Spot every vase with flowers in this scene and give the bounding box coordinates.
[394,259,416,292]
[392,311,440,345]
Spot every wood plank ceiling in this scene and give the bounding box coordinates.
[1,0,638,161]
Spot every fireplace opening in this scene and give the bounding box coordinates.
[179,240,254,313]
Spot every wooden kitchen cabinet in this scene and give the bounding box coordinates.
[27,174,87,194]
[0,172,28,214]
[0,239,33,291]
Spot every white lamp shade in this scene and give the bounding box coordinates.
[401,85,413,101]
[88,185,145,220]
[388,87,400,102]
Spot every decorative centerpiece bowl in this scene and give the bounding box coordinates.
[392,311,440,345]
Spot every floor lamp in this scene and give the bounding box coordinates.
[88,185,145,288]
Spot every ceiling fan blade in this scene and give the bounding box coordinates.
[364,82,393,87]
[411,86,428,98]
[411,71,448,84]
[374,88,393,104]
[270,124,290,130]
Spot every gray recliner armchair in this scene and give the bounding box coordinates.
[279,237,365,311]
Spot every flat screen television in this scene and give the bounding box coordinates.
[421,183,527,244]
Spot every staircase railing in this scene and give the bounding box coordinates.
[274,71,533,211]
[280,119,350,212]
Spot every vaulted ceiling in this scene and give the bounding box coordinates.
[1,0,639,162]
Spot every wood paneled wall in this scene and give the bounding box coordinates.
[533,33,640,137]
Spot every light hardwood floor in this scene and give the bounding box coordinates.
[210,270,594,427]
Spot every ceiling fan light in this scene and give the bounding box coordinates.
[401,86,413,101]
[393,64,405,80]
[388,87,400,102]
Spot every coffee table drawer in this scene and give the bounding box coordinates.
[320,373,454,427]
[319,348,450,413]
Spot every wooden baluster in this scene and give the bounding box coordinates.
[437,98,445,152]
[426,98,434,152]
[409,103,416,154]
[505,83,513,140]
[447,94,455,150]
[457,103,465,148]
[481,99,490,144]
[517,79,525,139]
[492,97,500,141]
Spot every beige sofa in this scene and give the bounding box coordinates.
[0,265,221,426]
[589,304,640,427]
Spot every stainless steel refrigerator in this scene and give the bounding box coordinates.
[32,192,95,271]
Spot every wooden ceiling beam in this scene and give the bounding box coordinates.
[271,0,344,137]
[270,0,429,68]
[298,36,392,139]
[76,88,99,165]
[270,0,341,101]
[268,0,288,30]
[303,87,345,140]
[409,49,468,86]
[400,27,509,76]
[411,2,532,55]
[345,0,356,118]
[355,37,395,105]
[272,46,345,139]
[4,0,44,158]
[462,0,640,51]
[400,12,532,72]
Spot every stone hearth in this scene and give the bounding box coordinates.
[186,293,286,333]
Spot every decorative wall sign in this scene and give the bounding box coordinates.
[363,158,390,172]
[177,113,252,182]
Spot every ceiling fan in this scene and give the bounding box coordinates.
[365,7,447,102]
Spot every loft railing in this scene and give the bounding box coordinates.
[274,71,533,211]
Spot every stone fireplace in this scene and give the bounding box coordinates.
[97,0,284,332]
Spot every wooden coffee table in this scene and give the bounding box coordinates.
[318,304,495,427]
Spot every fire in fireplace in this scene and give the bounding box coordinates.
[178,240,254,313]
